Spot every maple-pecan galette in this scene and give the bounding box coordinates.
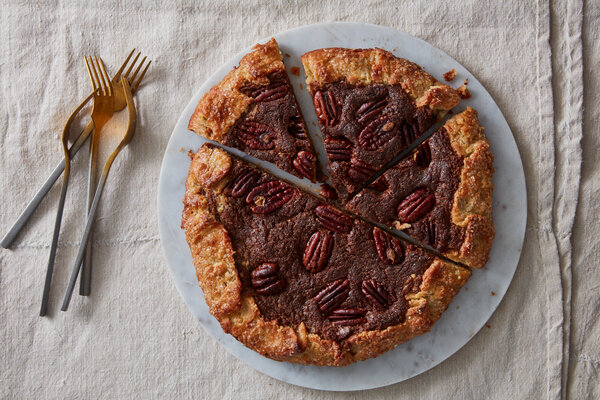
[182,40,493,366]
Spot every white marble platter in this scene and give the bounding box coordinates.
[157,22,527,391]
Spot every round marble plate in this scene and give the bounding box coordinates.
[158,22,527,391]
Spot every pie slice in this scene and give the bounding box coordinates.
[182,144,471,366]
[188,38,320,182]
[301,47,460,201]
[347,107,494,269]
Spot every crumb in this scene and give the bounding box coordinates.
[299,83,303,90]
[457,84,471,99]
[456,306,460,310]
[491,291,496,296]
[187,150,195,159]
[486,324,491,329]
[290,66,300,76]
[443,68,456,81]
[180,147,184,152]
[447,109,454,114]
[285,53,291,58]
[393,221,411,230]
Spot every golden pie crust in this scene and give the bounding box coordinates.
[444,107,495,268]
[301,47,460,119]
[182,145,471,366]
[187,39,284,142]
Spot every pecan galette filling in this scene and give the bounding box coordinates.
[206,161,435,341]
[310,80,435,201]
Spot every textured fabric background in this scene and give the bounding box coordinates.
[0,1,596,398]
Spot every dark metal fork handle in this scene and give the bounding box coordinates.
[0,50,150,250]
[39,166,71,316]
[61,169,108,311]
[0,121,93,249]
[39,91,95,316]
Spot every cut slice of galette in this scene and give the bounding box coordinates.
[347,107,494,269]
[188,38,320,182]
[301,47,460,201]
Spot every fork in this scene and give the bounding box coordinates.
[80,52,151,296]
[78,56,115,299]
[39,90,95,316]
[0,49,149,250]
[39,56,114,316]
[61,77,137,311]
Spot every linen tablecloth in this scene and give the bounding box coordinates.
[1,1,597,398]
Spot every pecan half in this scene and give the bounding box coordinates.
[362,280,392,309]
[399,121,419,146]
[315,205,353,233]
[251,263,286,295]
[246,180,295,213]
[239,82,264,98]
[314,279,350,314]
[235,121,276,150]
[292,151,316,181]
[240,74,288,102]
[254,82,288,102]
[319,183,338,200]
[356,99,387,124]
[414,142,432,168]
[358,116,398,151]
[303,231,334,273]
[287,114,307,139]
[397,188,436,223]
[231,169,261,198]
[372,228,404,265]
[314,90,339,127]
[324,137,352,162]
[329,309,367,326]
[422,219,438,248]
[347,158,388,191]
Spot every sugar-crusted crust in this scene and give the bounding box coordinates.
[187,38,285,142]
[182,144,471,366]
[301,47,460,118]
[444,107,495,269]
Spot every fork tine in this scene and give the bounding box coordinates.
[89,57,102,95]
[85,56,99,92]
[97,57,111,97]
[123,52,141,81]
[94,57,108,96]
[132,59,151,92]
[112,49,135,83]
[128,56,147,85]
